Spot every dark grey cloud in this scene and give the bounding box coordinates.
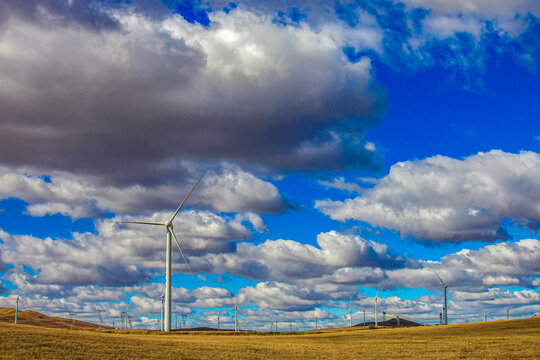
[0,5,385,186]
[3,1,537,187]
[0,0,122,32]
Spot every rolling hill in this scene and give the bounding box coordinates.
[0,307,109,330]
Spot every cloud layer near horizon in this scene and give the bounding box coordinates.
[2,232,539,327]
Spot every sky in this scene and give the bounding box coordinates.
[0,0,539,330]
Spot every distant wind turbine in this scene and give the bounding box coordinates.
[153,282,165,331]
[375,283,380,326]
[348,297,353,327]
[432,267,450,325]
[233,304,239,332]
[14,293,20,324]
[119,176,203,332]
[14,284,26,325]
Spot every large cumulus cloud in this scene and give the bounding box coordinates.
[316,151,540,242]
[191,230,405,283]
[0,4,385,185]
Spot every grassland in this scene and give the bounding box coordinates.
[0,316,538,359]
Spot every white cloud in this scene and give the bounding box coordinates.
[423,15,484,39]
[316,151,540,242]
[0,209,261,285]
[318,176,364,193]
[193,230,404,283]
[0,165,287,218]
[401,0,540,20]
[385,239,540,291]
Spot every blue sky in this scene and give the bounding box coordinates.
[0,0,539,330]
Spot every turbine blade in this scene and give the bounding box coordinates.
[17,284,27,297]
[431,266,446,286]
[117,221,165,226]
[376,283,380,297]
[168,176,203,223]
[170,229,195,278]
[160,277,165,298]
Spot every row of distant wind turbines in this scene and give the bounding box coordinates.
[8,175,455,330]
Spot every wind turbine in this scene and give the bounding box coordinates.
[119,176,202,331]
[14,284,26,325]
[14,293,20,325]
[348,297,353,327]
[374,283,380,326]
[233,304,239,332]
[432,267,449,325]
[153,275,166,331]
[155,283,165,331]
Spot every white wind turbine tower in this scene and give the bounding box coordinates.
[233,304,239,332]
[14,293,20,324]
[348,297,353,328]
[152,271,166,330]
[160,290,165,331]
[374,283,380,326]
[154,282,165,331]
[14,284,26,325]
[432,267,449,325]
[120,176,203,332]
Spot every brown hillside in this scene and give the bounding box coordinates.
[0,307,109,330]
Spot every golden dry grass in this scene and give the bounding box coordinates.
[0,315,538,359]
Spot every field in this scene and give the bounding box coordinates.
[0,314,539,359]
